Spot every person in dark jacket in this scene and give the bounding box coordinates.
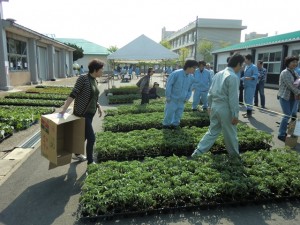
[60,59,104,165]
[148,82,161,99]
[139,67,154,104]
[239,64,245,104]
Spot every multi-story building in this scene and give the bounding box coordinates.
[162,17,247,63]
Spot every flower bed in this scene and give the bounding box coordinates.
[107,94,141,104]
[80,149,300,219]
[106,86,139,95]
[25,86,72,95]
[95,124,272,161]
[0,122,14,142]
[0,98,64,107]
[0,106,54,131]
[5,93,68,100]
[103,111,209,132]
[105,99,194,116]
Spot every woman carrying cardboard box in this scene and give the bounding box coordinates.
[60,59,104,165]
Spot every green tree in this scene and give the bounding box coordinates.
[160,40,171,49]
[107,46,118,72]
[198,40,214,63]
[179,47,189,66]
[65,43,84,61]
[107,45,118,53]
[219,40,231,48]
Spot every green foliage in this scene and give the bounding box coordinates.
[107,86,139,95]
[81,149,300,217]
[95,124,272,161]
[107,45,118,53]
[219,40,231,49]
[0,98,64,107]
[0,86,67,132]
[179,47,189,66]
[0,106,54,131]
[160,40,171,49]
[103,111,209,132]
[26,86,72,95]
[198,40,214,63]
[64,43,84,61]
[108,94,140,104]
[0,122,14,139]
[5,93,68,100]
[105,98,178,117]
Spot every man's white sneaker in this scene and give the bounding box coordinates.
[191,149,202,158]
[74,154,87,162]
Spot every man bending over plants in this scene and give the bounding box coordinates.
[162,60,198,129]
[192,53,245,157]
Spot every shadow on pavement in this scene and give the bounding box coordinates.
[248,116,274,133]
[0,161,85,225]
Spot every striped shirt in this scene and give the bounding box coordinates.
[258,67,267,82]
[278,68,300,101]
[69,74,99,116]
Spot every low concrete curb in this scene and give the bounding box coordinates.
[0,147,37,186]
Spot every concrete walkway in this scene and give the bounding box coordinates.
[0,74,300,225]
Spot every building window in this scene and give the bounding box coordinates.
[267,63,281,73]
[7,38,28,71]
[258,51,281,73]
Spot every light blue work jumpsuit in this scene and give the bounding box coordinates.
[242,64,258,111]
[192,68,212,110]
[162,69,194,126]
[194,67,240,155]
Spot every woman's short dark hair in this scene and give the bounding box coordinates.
[228,53,245,68]
[285,56,299,67]
[147,67,154,75]
[183,60,198,70]
[88,59,104,73]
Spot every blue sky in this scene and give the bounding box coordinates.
[2,0,299,48]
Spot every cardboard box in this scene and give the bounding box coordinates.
[41,113,85,169]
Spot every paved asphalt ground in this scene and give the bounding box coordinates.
[0,74,300,225]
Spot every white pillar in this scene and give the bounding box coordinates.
[47,45,55,80]
[0,0,12,90]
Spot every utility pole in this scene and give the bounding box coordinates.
[194,16,198,61]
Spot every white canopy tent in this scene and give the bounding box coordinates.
[107,34,179,62]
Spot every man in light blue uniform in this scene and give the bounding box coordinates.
[165,66,172,75]
[191,53,245,157]
[192,61,212,111]
[162,60,198,129]
[242,54,258,118]
[135,66,140,78]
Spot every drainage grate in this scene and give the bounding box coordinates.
[19,109,72,148]
[19,131,41,148]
